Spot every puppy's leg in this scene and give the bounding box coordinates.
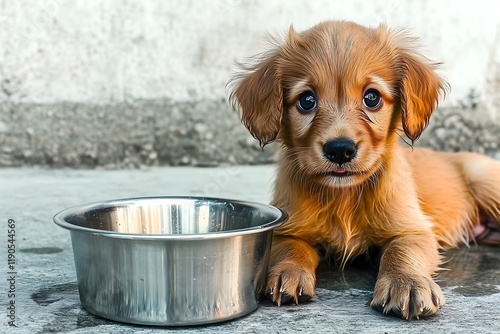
[461,153,500,244]
[370,233,445,320]
[266,235,320,305]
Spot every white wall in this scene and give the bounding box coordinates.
[1,0,499,119]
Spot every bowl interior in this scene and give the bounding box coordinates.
[55,197,285,236]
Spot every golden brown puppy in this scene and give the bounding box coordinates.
[228,20,500,320]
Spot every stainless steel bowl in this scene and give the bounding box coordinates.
[53,196,287,326]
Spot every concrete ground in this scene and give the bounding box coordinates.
[1,165,500,334]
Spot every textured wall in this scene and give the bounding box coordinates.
[0,0,499,167]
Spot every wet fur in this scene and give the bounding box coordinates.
[228,20,500,319]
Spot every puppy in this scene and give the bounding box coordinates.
[228,20,500,320]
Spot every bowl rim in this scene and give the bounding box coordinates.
[53,196,288,240]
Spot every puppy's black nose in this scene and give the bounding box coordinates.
[323,139,357,165]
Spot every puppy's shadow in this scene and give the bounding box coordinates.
[315,249,379,292]
[438,245,500,296]
[315,245,500,296]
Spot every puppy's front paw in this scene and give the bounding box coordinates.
[266,261,315,306]
[370,273,445,320]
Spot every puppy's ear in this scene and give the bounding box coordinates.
[396,41,448,142]
[228,49,283,147]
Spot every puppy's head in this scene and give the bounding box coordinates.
[228,21,447,187]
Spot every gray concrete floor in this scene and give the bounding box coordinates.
[1,166,500,334]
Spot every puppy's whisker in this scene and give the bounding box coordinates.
[354,183,364,212]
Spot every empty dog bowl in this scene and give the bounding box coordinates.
[53,196,287,326]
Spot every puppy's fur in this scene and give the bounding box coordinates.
[228,20,500,319]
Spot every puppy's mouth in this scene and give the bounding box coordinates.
[319,168,360,178]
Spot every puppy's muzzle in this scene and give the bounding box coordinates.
[323,139,357,165]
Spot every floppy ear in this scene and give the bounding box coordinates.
[227,50,283,147]
[398,47,447,142]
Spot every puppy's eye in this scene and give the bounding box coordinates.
[363,89,382,110]
[296,91,317,113]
